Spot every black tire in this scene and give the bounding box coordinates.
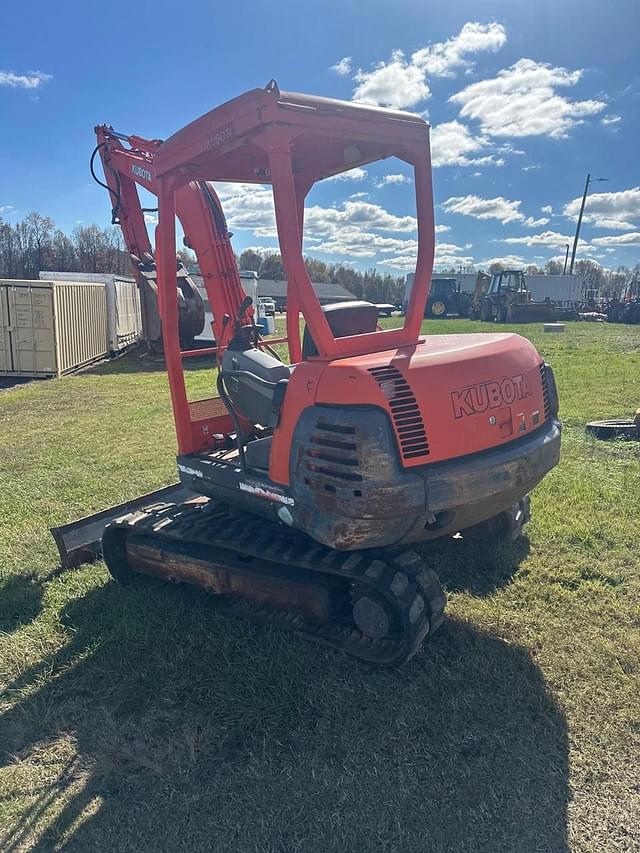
[429,299,448,318]
[586,419,639,440]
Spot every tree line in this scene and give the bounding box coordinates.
[0,212,133,279]
[2,211,637,302]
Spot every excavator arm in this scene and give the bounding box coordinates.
[93,126,253,351]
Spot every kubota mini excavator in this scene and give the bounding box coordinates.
[57,82,561,665]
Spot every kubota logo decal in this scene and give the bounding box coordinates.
[131,164,152,182]
[207,124,235,149]
[451,374,532,419]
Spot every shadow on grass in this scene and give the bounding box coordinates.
[0,573,45,634]
[0,557,569,853]
[90,347,216,376]
[422,535,531,596]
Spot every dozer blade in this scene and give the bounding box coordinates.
[50,483,193,569]
[507,303,555,323]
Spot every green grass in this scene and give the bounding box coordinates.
[1,319,639,852]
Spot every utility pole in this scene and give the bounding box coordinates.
[569,173,608,275]
[563,244,570,275]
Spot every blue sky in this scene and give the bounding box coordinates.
[1,0,639,274]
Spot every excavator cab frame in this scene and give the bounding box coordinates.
[96,81,434,457]
[157,82,433,457]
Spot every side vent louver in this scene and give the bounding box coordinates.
[304,420,363,490]
[539,362,551,421]
[368,366,430,460]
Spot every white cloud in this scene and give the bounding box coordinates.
[524,216,550,227]
[502,230,583,249]
[383,240,474,271]
[442,196,551,228]
[522,165,540,172]
[331,57,352,76]
[305,199,416,239]
[591,232,640,247]
[435,224,450,233]
[214,182,278,237]
[0,204,16,215]
[351,22,506,109]
[563,186,640,231]
[541,205,553,214]
[353,51,430,109]
[411,21,506,77]
[442,194,525,223]
[322,167,368,182]
[601,115,622,125]
[349,191,368,199]
[450,58,606,138]
[214,183,417,251]
[430,120,504,168]
[311,233,417,259]
[374,174,411,188]
[480,254,526,268]
[144,212,158,225]
[0,70,52,89]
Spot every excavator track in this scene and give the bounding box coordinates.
[101,499,446,666]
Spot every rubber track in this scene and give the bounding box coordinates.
[102,500,447,666]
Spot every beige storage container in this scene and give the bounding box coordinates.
[0,280,108,377]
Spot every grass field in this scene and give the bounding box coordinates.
[1,319,639,852]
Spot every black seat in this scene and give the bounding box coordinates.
[302,301,379,359]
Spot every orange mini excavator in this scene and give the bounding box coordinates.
[61,82,561,664]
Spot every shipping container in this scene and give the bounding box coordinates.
[0,280,108,377]
[525,274,584,304]
[39,271,143,353]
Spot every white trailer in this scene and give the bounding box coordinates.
[525,274,584,304]
[40,271,143,353]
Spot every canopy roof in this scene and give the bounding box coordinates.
[154,81,429,185]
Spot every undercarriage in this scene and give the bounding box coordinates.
[101,498,446,665]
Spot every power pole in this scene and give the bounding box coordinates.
[569,174,590,276]
[569,174,608,275]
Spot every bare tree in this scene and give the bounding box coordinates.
[24,212,54,276]
[0,218,18,278]
[51,230,77,271]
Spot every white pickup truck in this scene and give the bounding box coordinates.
[257,297,276,316]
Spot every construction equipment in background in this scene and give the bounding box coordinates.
[424,277,471,318]
[472,269,555,323]
[468,272,491,319]
[53,82,561,665]
[606,274,640,324]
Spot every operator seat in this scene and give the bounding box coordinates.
[302,301,379,359]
